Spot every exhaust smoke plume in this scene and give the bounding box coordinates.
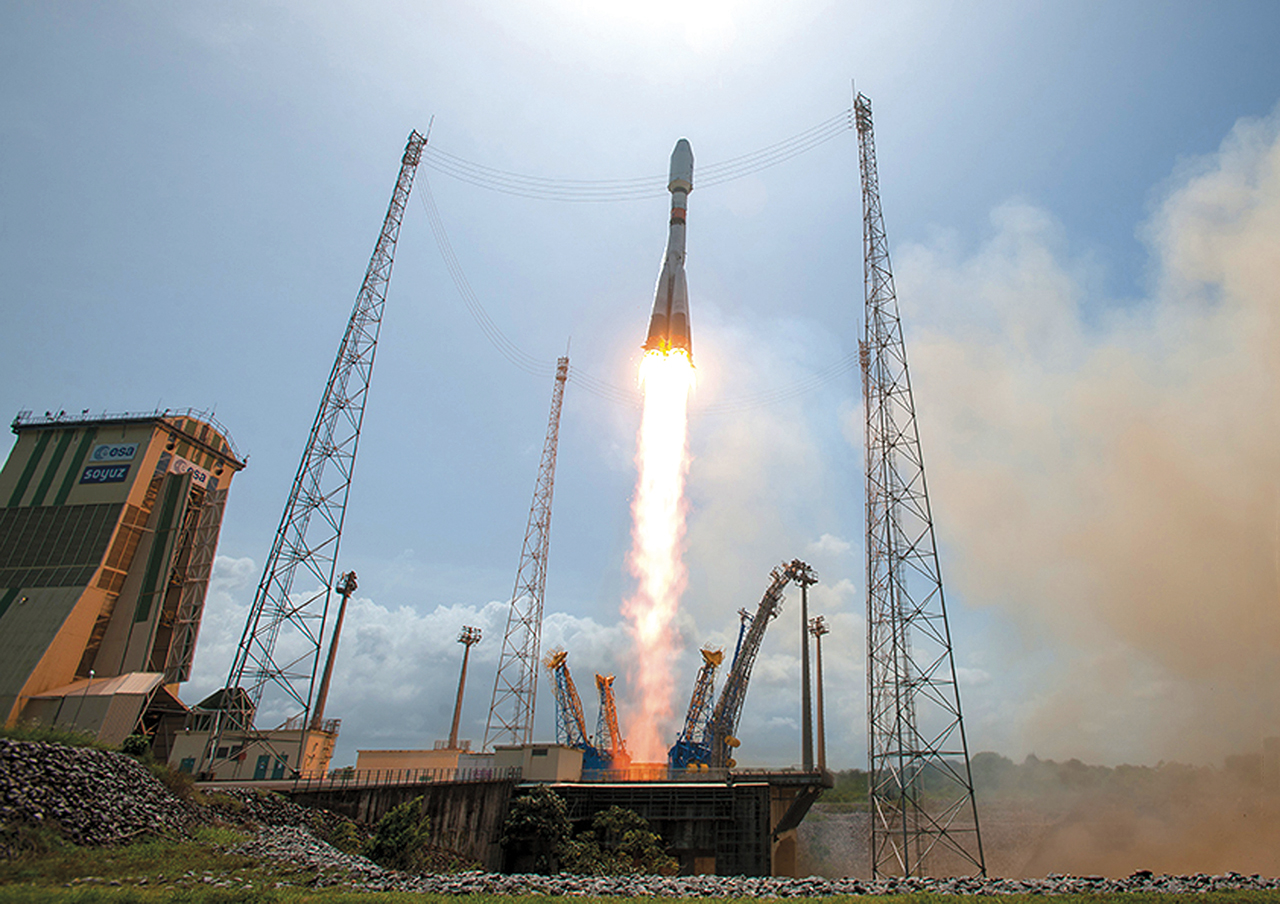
[623,348,695,760]
[899,105,1280,765]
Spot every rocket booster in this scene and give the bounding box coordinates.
[643,138,694,359]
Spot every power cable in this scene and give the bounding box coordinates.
[418,178,555,379]
[416,115,860,412]
[420,109,853,202]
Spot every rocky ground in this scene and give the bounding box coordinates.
[238,826,1280,897]
[0,737,198,848]
[7,738,1280,896]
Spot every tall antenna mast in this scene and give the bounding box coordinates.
[223,130,426,732]
[856,91,985,878]
[483,356,570,749]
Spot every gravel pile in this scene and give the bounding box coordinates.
[235,826,383,877]
[237,825,1280,896]
[0,739,196,847]
[205,786,313,827]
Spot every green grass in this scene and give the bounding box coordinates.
[6,831,1280,903]
[0,832,255,887]
[0,721,117,751]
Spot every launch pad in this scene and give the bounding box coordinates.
[287,768,832,876]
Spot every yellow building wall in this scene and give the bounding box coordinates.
[168,728,335,780]
[1,585,110,724]
[355,748,462,773]
[492,744,583,781]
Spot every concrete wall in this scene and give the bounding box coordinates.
[291,779,516,870]
[556,781,774,876]
[288,773,821,877]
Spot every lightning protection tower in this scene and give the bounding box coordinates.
[856,92,984,878]
[220,131,426,750]
[483,356,570,750]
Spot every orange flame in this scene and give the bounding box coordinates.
[623,348,695,761]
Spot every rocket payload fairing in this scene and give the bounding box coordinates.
[643,139,694,360]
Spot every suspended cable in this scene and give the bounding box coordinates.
[420,108,853,202]
[417,177,554,378]
[419,176,642,404]
[417,163,857,413]
[698,110,854,187]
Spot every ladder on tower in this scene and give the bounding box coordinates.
[543,649,611,772]
[544,650,589,748]
[594,673,630,770]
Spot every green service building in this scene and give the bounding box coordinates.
[0,409,244,748]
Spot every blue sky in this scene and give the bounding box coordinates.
[3,1,1279,769]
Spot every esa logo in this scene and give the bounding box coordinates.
[90,443,139,462]
[80,464,130,484]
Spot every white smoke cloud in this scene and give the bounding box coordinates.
[896,104,1280,765]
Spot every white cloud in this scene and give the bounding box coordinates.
[807,533,853,557]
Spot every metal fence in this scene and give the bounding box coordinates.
[292,765,522,792]
[582,766,732,783]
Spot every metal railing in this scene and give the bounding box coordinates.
[289,763,832,792]
[292,765,522,792]
[580,766,729,783]
[279,714,341,734]
[11,407,243,460]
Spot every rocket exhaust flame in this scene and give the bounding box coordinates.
[624,348,695,760]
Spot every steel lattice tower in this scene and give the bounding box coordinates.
[222,131,427,733]
[483,356,569,749]
[856,92,985,878]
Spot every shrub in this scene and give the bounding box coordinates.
[147,760,204,805]
[205,791,245,813]
[500,784,571,874]
[308,810,364,855]
[0,822,71,860]
[327,819,363,855]
[561,806,677,876]
[120,734,152,757]
[363,796,431,872]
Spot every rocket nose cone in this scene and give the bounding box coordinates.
[669,138,694,193]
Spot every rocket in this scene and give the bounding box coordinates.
[643,138,694,359]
